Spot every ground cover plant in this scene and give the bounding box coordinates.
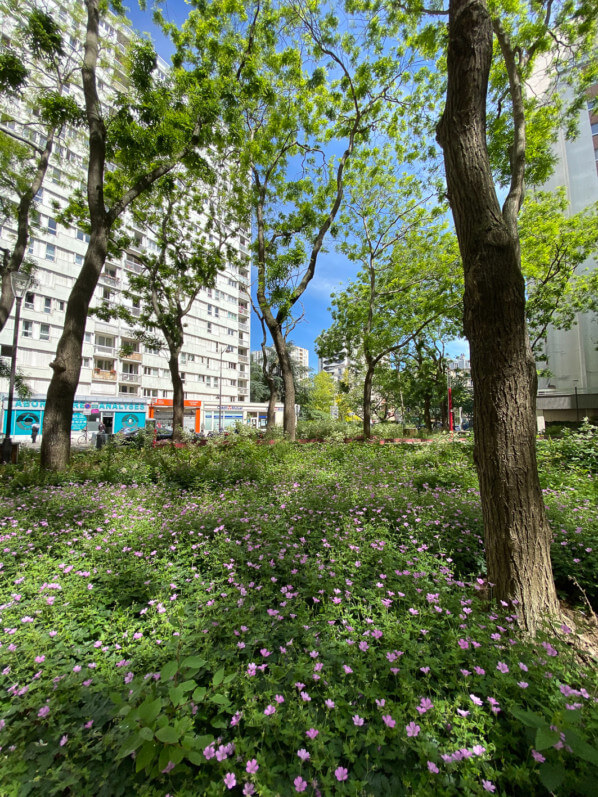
[0,434,597,795]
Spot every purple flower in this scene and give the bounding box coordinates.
[224,772,236,789]
[294,776,307,793]
[37,705,50,718]
[352,714,364,726]
[246,759,259,774]
[417,697,434,714]
[469,694,483,706]
[406,722,420,737]
[343,665,353,674]
[335,766,348,782]
[297,749,310,762]
[264,704,276,715]
[59,735,68,747]
[203,745,215,760]
[496,662,509,674]
[382,714,396,728]
[482,780,496,793]
[532,750,546,763]
[306,728,319,739]
[427,761,439,773]
[325,699,335,709]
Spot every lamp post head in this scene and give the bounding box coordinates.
[9,271,32,299]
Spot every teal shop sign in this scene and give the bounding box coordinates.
[71,413,87,431]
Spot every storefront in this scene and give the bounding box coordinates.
[1,398,147,438]
[147,399,202,433]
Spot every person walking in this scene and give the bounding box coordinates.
[96,421,106,450]
[31,422,40,443]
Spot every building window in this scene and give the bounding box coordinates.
[45,243,55,261]
[82,357,91,368]
[95,359,114,371]
[47,218,57,235]
[143,366,159,377]
[207,322,212,334]
[161,390,169,398]
[143,388,158,397]
[25,292,35,310]
[84,332,92,343]
[76,229,90,242]
[39,323,50,341]
[44,297,52,313]
[57,300,65,311]
[22,320,33,338]
[75,253,84,265]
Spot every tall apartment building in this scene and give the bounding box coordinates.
[0,1,251,436]
[318,354,351,383]
[535,82,598,421]
[250,345,309,373]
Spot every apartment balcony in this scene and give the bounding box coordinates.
[99,272,120,289]
[119,349,142,362]
[238,305,249,317]
[92,368,117,382]
[119,387,139,397]
[239,321,249,332]
[124,258,143,274]
[94,344,116,355]
[120,372,141,383]
[238,354,249,364]
[238,385,249,395]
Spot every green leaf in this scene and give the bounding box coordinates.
[155,725,180,744]
[535,726,560,750]
[139,726,154,742]
[181,656,207,669]
[135,741,156,772]
[539,763,565,791]
[192,686,206,703]
[210,693,229,705]
[195,735,215,750]
[179,679,197,692]
[212,667,225,687]
[169,686,186,707]
[161,660,179,681]
[116,733,142,759]
[187,750,204,766]
[565,730,598,766]
[137,698,163,724]
[511,707,546,729]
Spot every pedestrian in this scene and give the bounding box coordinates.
[96,421,106,450]
[31,422,39,443]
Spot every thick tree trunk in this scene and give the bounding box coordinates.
[270,326,295,440]
[363,363,374,439]
[41,230,108,469]
[168,348,184,442]
[423,394,432,432]
[437,0,559,633]
[265,379,277,432]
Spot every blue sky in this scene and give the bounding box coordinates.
[124,2,469,371]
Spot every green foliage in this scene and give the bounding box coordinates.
[23,8,64,59]
[0,52,27,94]
[0,440,597,794]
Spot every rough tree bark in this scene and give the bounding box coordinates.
[436,0,559,633]
[168,347,184,441]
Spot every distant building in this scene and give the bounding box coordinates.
[318,355,350,383]
[251,345,309,372]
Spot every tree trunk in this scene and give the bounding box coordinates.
[41,230,108,469]
[363,363,374,439]
[267,323,295,439]
[423,394,432,432]
[168,347,184,442]
[265,378,277,432]
[437,0,559,633]
[0,134,54,332]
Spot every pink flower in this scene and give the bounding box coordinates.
[274,694,285,703]
[482,780,496,793]
[294,776,308,793]
[243,785,256,796]
[59,735,68,746]
[427,761,439,773]
[335,767,348,782]
[325,699,335,709]
[38,705,50,718]
[203,745,215,760]
[406,722,420,737]
[352,714,364,726]
[306,728,319,739]
[417,697,434,714]
[469,694,483,706]
[264,704,276,715]
[297,749,310,762]
[246,758,259,774]
[382,714,396,728]
[343,665,353,674]
[496,662,509,674]
[224,772,236,789]
[532,750,546,763]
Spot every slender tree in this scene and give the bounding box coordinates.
[0,0,83,331]
[40,0,254,469]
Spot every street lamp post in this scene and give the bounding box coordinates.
[2,271,32,464]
